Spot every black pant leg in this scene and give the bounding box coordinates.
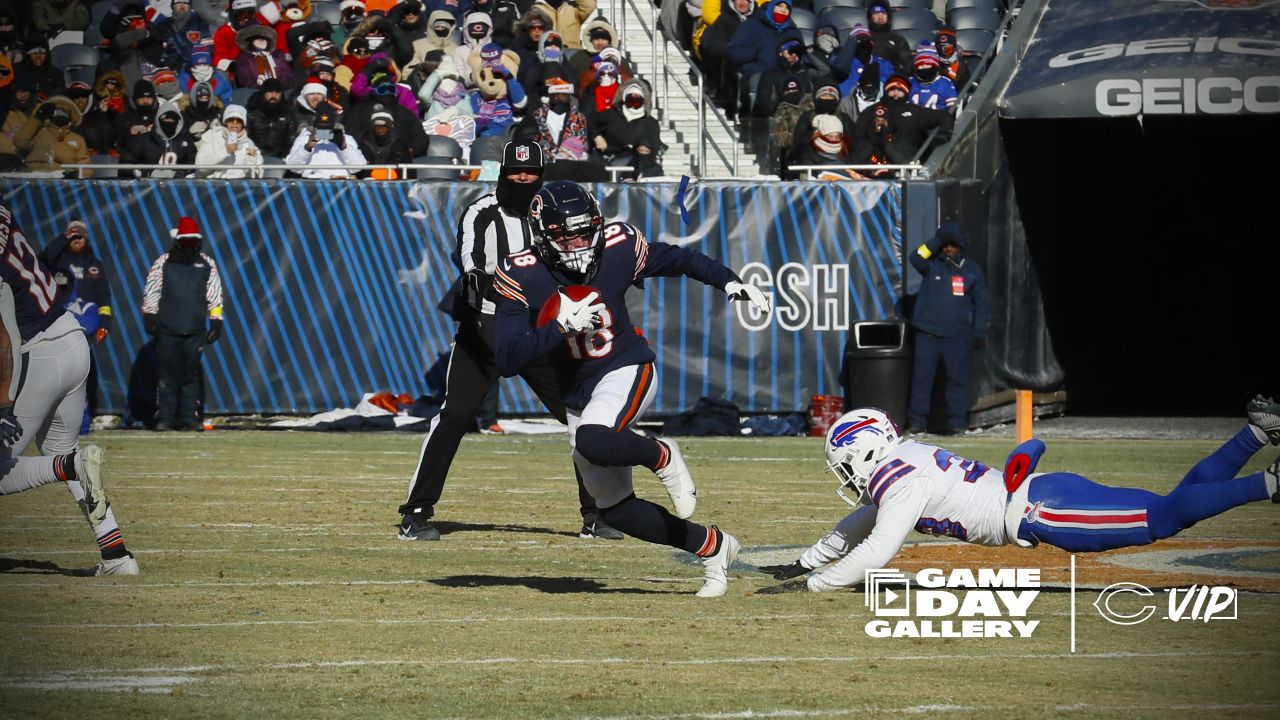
[398,315,499,516]
[154,334,183,425]
[86,348,99,417]
[175,335,203,428]
[513,339,597,516]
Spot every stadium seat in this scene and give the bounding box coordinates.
[947,0,1001,12]
[313,3,341,25]
[790,8,818,31]
[90,0,115,27]
[799,27,814,49]
[956,27,995,55]
[898,26,938,52]
[52,44,99,72]
[818,7,866,31]
[428,135,464,160]
[89,154,118,179]
[814,0,865,16]
[948,7,1002,33]
[47,30,84,49]
[891,0,934,10]
[414,157,463,180]
[890,7,941,31]
[469,134,508,164]
[63,66,97,88]
[231,87,257,107]
[85,23,105,48]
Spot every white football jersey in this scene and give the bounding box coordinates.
[802,441,1017,592]
[869,440,1010,547]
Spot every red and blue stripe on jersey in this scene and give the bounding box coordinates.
[867,459,915,506]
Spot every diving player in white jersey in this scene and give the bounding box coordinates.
[760,403,1280,592]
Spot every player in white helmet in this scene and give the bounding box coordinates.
[760,402,1280,592]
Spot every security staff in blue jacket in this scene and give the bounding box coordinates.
[906,222,988,435]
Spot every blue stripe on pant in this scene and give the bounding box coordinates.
[1018,427,1271,552]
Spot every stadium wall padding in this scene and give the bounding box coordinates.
[0,179,903,416]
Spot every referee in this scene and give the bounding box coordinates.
[397,141,621,541]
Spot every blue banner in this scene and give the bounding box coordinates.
[1,179,902,415]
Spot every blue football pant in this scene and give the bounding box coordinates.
[1018,427,1270,552]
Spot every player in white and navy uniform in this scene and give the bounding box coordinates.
[0,203,132,576]
[761,403,1280,591]
[492,181,771,597]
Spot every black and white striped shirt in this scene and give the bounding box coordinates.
[456,194,534,315]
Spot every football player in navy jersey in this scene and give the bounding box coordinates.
[492,181,770,597]
[0,203,135,576]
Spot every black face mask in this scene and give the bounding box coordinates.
[171,242,200,263]
[433,26,450,37]
[915,67,939,83]
[854,39,872,63]
[159,116,180,135]
[496,174,543,214]
[548,99,570,114]
[815,97,838,114]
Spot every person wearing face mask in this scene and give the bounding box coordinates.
[568,17,623,78]
[578,60,620,140]
[526,31,576,100]
[517,81,608,180]
[811,24,840,68]
[113,79,159,140]
[234,23,294,88]
[864,1,912,74]
[386,0,427,43]
[14,95,90,175]
[246,77,299,156]
[346,11,415,70]
[397,140,621,543]
[848,101,911,178]
[934,26,970,92]
[531,0,596,50]
[768,74,812,177]
[141,216,225,432]
[869,72,951,159]
[213,0,267,74]
[179,42,235,105]
[179,81,225,141]
[332,0,366,49]
[419,55,476,149]
[405,10,459,76]
[453,11,495,78]
[728,0,802,90]
[120,99,198,177]
[160,0,213,71]
[338,35,374,87]
[786,83,855,173]
[837,60,882,126]
[752,38,827,118]
[32,0,90,33]
[833,24,894,98]
[64,82,94,118]
[597,78,663,179]
[76,72,128,155]
[908,46,957,111]
[469,0,520,48]
[345,66,431,154]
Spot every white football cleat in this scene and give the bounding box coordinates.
[653,438,697,519]
[90,553,139,576]
[74,445,108,526]
[696,529,740,598]
[1247,395,1280,446]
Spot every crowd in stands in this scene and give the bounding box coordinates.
[0,0,666,180]
[670,0,1000,177]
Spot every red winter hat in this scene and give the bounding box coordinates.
[171,216,201,239]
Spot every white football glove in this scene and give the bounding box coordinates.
[557,291,606,333]
[724,281,770,314]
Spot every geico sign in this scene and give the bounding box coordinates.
[736,262,851,332]
[1095,76,1280,115]
[1050,37,1280,68]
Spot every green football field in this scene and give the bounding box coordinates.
[2,430,1279,718]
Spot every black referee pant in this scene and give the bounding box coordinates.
[399,306,595,519]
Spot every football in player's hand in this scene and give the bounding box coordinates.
[537,284,600,328]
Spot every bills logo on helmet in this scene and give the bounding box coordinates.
[515,144,531,162]
[830,418,886,448]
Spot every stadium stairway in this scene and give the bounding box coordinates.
[609,2,759,177]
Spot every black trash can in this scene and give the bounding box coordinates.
[843,321,911,427]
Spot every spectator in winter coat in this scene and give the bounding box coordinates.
[905,222,988,434]
[386,0,428,45]
[284,104,367,178]
[837,61,883,126]
[870,73,952,159]
[578,60,621,140]
[100,3,169,91]
[865,1,912,74]
[753,38,828,118]
[260,0,312,55]
[730,0,803,83]
[120,98,198,176]
[14,96,90,174]
[350,53,419,116]
[516,81,604,181]
[346,14,414,71]
[32,0,91,33]
[214,0,268,73]
[848,101,913,177]
[179,82,225,143]
[811,24,840,70]
[786,84,855,176]
[531,0,596,50]
[179,43,235,104]
[15,39,64,98]
[597,78,664,179]
[935,26,970,92]
[233,24,294,89]
[469,0,521,49]
[337,35,374,88]
[294,80,336,128]
[833,24,895,97]
[114,80,159,142]
[195,103,263,178]
[78,72,128,154]
[454,11,495,82]
[308,58,352,109]
[355,107,427,174]
[569,17,624,78]
[246,78,298,157]
[700,0,752,111]
[406,10,460,73]
[160,0,213,71]
[469,51,525,138]
[768,74,811,175]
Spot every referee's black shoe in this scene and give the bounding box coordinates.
[398,513,441,541]
[580,513,624,540]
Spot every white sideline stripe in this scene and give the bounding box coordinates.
[578,703,1280,720]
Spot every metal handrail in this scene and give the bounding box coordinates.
[789,164,926,179]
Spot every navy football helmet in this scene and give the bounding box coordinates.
[528,181,605,280]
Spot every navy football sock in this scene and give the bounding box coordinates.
[599,494,714,554]
[575,424,663,469]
